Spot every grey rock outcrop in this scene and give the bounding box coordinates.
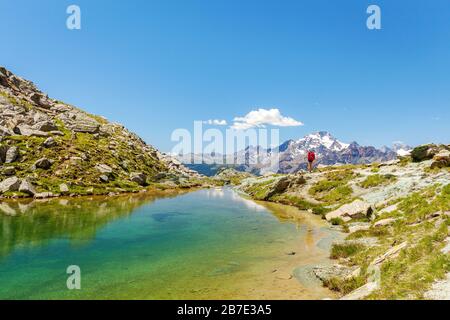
[326,200,373,222]
[18,178,36,195]
[0,176,21,193]
[130,172,147,186]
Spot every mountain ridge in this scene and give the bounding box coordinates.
[178,131,412,175]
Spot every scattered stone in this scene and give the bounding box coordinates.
[70,157,83,164]
[347,222,371,233]
[313,264,355,283]
[32,120,58,132]
[58,111,100,133]
[427,211,443,219]
[286,251,296,256]
[2,166,15,176]
[4,146,19,163]
[431,150,450,169]
[340,282,379,300]
[130,172,147,186]
[441,238,450,255]
[43,137,56,148]
[371,241,408,266]
[0,176,21,193]
[379,204,398,214]
[99,175,109,183]
[95,164,112,174]
[424,273,450,300]
[373,218,397,228]
[18,178,36,196]
[325,200,373,222]
[120,160,129,170]
[0,125,13,137]
[15,125,49,137]
[59,183,69,194]
[34,192,56,199]
[32,157,53,170]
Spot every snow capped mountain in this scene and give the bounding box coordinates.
[392,142,413,156]
[178,131,401,175]
[294,131,350,151]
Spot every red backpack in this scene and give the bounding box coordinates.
[307,151,316,162]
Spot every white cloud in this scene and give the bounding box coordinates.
[203,119,228,126]
[231,108,303,130]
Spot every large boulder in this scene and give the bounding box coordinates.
[130,172,148,186]
[15,124,49,137]
[410,144,441,162]
[58,111,100,133]
[326,200,373,222]
[431,149,450,169]
[29,92,52,109]
[32,120,58,132]
[18,178,36,195]
[265,176,291,199]
[0,176,21,193]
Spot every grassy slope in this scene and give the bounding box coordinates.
[239,161,450,299]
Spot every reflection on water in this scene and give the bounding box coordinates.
[0,188,340,300]
[204,188,268,212]
[0,191,183,260]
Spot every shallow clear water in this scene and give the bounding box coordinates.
[0,188,340,299]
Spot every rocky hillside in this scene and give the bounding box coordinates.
[0,66,201,198]
[237,144,450,299]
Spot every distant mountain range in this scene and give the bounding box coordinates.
[177,131,412,176]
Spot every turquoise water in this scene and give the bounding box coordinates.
[0,188,339,299]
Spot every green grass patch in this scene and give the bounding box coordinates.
[359,174,397,189]
[330,242,366,259]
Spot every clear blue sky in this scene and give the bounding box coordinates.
[1,0,449,151]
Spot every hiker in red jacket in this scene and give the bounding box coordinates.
[307,150,316,173]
